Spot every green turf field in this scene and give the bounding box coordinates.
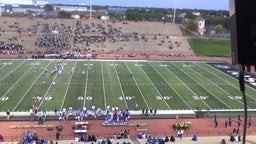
[188,38,231,57]
[0,59,256,112]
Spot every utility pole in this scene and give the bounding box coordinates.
[173,0,177,23]
[0,0,2,17]
[89,0,92,20]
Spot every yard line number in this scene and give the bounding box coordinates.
[118,96,135,100]
[32,96,53,102]
[228,96,242,100]
[193,96,209,100]
[30,62,40,66]
[0,97,9,101]
[156,96,172,100]
[2,62,13,65]
[77,96,92,101]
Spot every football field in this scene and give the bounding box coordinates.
[1,59,256,112]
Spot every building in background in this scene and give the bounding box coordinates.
[53,4,88,12]
[195,18,206,35]
[0,0,48,15]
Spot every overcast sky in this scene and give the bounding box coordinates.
[48,0,229,10]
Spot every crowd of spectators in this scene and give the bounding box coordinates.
[73,21,139,47]
[35,23,72,50]
[75,135,132,144]
[21,131,52,144]
[137,132,176,144]
[0,25,24,55]
[89,129,131,144]
[58,106,103,122]
[102,108,130,126]
[0,41,23,51]
[97,137,131,144]
[0,41,23,55]
[56,106,131,123]
[75,134,97,143]
[113,129,130,139]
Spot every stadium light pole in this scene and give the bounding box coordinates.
[173,0,177,23]
[0,0,2,17]
[89,0,92,20]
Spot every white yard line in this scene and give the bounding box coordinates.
[150,62,191,109]
[173,63,231,109]
[100,61,107,109]
[0,60,25,82]
[83,61,90,108]
[12,61,52,111]
[141,62,170,110]
[113,61,128,108]
[125,62,150,109]
[163,62,212,109]
[0,60,36,100]
[61,61,77,110]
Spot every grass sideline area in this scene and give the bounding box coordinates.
[188,38,231,57]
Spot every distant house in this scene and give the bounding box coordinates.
[205,25,216,35]
[195,18,205,35]
[43,11,58,18]
[101,15,109,20]
[71,14,80,19]
[179,13,187,18]
[82,13,98,20]
[192,12,201,16]
[108,7,128,14]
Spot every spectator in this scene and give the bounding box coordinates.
[233,128,236,134]
[228,117,232,127]
[0,134,4,142]
[6,110,10,120]
[230,134,235,142]
[56,131,61,140]
[137,133,143,139]
[164,136,169,142]
[214,115,218,127]
[91,134,97,142]
[236,128,239,134]
[214,119,218,127]
[177,129,184,139]
[170,135,175,142]
[192,134,197,141]
[248,117,253,127]
[224,120,228,128]
[220,138,226,144]
[238,135,241,142]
